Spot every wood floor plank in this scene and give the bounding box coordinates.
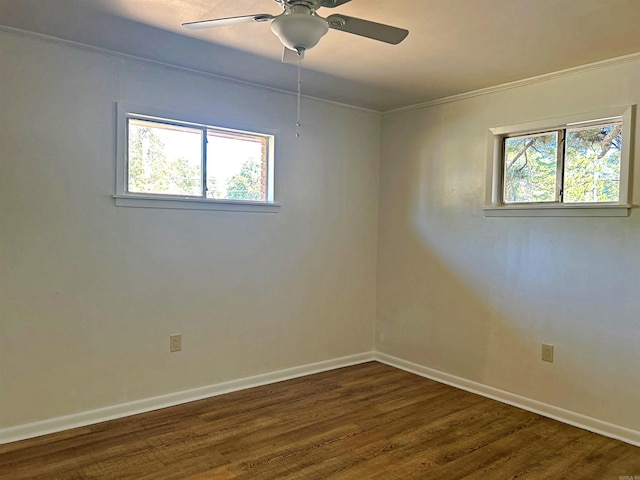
[1,362,638,479]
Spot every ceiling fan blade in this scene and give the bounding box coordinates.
[327,14,409,44]
[320,0,354,7]
[282,47,305,63]
[182,14,274,30]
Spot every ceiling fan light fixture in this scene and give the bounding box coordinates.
[271,13,329,51]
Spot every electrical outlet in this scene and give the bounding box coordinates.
[542,344,554,363]
[170,334,182,352]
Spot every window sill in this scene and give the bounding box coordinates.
[483,204,632,217]
[113,195,281,213]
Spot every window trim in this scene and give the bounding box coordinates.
[484,105,634,217]
[115,103,280,213]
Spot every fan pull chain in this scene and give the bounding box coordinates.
[296,54,302,138]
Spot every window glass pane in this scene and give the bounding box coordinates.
[206,131,266,202]
[563,123,622,203]
[503,132,558,203]
[128,119,203,196]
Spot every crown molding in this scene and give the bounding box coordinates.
[384,52,640,115]
[2,24,638,118]
[0,25,380,115]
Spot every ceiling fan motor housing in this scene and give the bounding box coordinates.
[271,12,329,52]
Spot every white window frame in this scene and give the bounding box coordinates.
[484,105,635,217]
[114,103,280,213]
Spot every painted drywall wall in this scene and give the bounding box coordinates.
[0,29,380,428]
[377,58,640,432]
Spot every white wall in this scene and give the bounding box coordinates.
[377,58,640,433]
[0,30,380,429]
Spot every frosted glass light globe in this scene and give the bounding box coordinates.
[271,13,329,52]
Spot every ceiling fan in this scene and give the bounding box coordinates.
[183,0,409,62]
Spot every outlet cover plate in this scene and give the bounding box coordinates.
[170,334,182,352]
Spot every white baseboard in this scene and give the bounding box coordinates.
[0,352,375,445]
[374,352,640,448]
[4,351,639,448]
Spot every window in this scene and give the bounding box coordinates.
[504,120,622,204]
[485,106,634,217]
[115,105,278,212]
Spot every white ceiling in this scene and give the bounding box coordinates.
[1,0,640,111]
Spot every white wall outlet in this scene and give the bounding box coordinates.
[542,343,554,362]
[170,334,182,352]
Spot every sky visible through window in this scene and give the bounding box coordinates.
[207,136,262,198]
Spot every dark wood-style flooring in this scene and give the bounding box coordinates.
[1,362,639,479]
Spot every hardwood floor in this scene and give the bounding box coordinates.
[1,362,639,479]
